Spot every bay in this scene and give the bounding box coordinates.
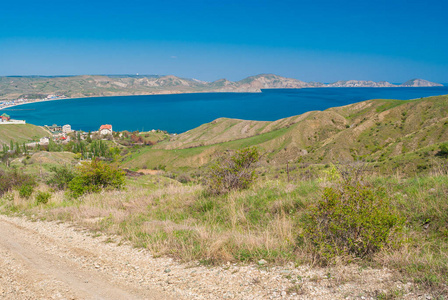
[3,87,448,133]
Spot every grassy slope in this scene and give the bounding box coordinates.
[125,95,448,171]
[155,112,313,150]
[124,126,292,170]
[0,124,49,145]
[2,172,447,295]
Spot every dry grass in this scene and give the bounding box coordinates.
[1,172,447,297]
[1,176,308,264]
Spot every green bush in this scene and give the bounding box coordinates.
[18,184,34,199]
[46,165,76,190]
[68,159,125,198]
[439,142,448,156]
[303,178,404,262]
[35,191,52,204]
[204,147,260,194]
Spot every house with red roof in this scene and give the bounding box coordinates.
[99,124,113,135]
[0,113,11,122]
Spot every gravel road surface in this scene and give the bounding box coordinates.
[0,215,426,299]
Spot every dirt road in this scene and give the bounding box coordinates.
[0,215,426,299]
[0,215,172,299]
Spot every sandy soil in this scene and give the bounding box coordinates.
[0,215,429,299]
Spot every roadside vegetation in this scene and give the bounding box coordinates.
[1,150,447,297]
[0,95,447,297]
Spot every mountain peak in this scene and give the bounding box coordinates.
[401,79,443,87]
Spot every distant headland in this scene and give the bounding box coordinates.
[0,74,443,109]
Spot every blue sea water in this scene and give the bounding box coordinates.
[3,87,448,133]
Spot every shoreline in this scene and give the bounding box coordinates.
[0,90,225,111]
[1,85,447,112]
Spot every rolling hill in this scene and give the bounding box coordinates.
[124,95,448,172]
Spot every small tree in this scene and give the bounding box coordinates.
[86,130,92,143]
[22,143,28,155]
[204,147,260,194]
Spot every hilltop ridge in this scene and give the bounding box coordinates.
[0,74,443,100]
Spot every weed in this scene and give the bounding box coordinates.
[287,283,304,295]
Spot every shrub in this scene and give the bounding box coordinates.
[303,177,404,263]
[35,191,52,204]
[439,142,448,156]
[177,173,192,184]
[155,164,166,171]
[18,184,34,199]
[204,147,260,194]
[47,165,76,190]
[0,168,36,197]
[68,159,125,198]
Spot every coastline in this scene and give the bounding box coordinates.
[0,97,69,111]
[1,85,446,112]
[0,90,225,111]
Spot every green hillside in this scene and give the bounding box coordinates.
[124,95,448,173]
[0,123,49,145]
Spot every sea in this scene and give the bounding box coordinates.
[3,87,448,133]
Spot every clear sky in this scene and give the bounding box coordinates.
[1,0,447,83]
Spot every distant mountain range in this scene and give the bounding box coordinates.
[0,74,443,100]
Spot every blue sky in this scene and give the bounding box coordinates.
[1,0,447,82]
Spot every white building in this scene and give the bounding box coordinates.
[62,124,72,134]
[39,137,50,145]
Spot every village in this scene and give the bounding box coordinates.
[34,123,114,147]
[0,109,175,168]
[0,94,67,110]
[1,111,172,157]
[0,112,114,147]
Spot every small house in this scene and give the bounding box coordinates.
[99,124,113,135]
[1,113,11,122]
